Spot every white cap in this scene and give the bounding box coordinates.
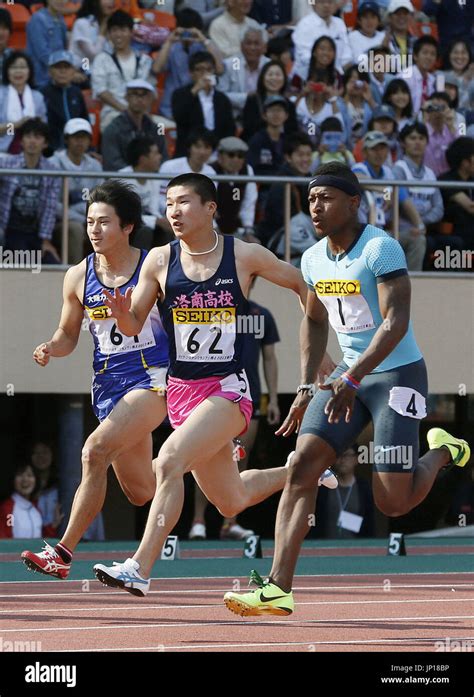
[125,78,156,96]
[388,0,415,13]
[64,118,93,136]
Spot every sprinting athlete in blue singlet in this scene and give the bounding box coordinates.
[22,180,170,581]
[93,172,316,597]
[223,162,470,618]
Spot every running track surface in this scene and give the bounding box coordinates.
[0,538,473,653]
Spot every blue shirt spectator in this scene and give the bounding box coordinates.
[26,2,67,88]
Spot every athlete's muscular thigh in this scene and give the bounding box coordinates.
[92,390,167,461]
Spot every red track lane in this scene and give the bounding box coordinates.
[0,573,473,652]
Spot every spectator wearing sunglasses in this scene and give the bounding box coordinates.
[209,136,258,241]
[422,92,457,177]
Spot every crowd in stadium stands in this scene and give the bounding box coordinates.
[0,0,472,270]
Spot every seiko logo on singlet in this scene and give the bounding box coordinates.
[172,307,236,324]
[315,280,361,296]
[85,305,109,320]
[215,278,234,285]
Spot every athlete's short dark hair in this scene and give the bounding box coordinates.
[312,161,362,192]
[167,173,217,204]
[87,180,142,231]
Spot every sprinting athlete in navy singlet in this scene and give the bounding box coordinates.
[84,250,169,421]
[159,235,253,431]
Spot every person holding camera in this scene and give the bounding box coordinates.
[154,7,224,119]
[295,70,345,146]
[172,50,235,157]
[311,117,354,170]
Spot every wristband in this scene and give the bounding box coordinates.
[297,384,314,394]
[341,372,360,390]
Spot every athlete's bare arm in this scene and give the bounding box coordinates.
[276,291,331,437]
[103,247,168,336]
[236,241,307,306]
[33,262,86,366]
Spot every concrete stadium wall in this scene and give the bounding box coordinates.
[0,270,472,395]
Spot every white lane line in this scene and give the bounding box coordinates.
[1,614,473,633]
[1,597,473,615]
[56,636,474,652]
[0,570,472,585]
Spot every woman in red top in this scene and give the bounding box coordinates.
[0,464,59,538]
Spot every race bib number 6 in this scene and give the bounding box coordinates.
[172,307,236,363]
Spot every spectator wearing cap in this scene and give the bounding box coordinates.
[423,0,474,56]
[397,36,439,114]
[422,91,457,176]
[353,104,401,164]
[291,0,352,81]
[40,51,89,152]
[50,118,102,264]
[258,132,317,263]
[91,10,155,132]
[241,60,297,143]
[352,130,424,268]
[0,8,12,84]
[209,0,268,59]
[172,50,235,158]
[26,0,68,89]
[217,28,269,125]
[348,2,386,65]
[438,136,474,251]
[119,136,172,250]
[393,121,448,269]
[101,78,167,171]
[247,95,288,211]
[154,7,224,120]
[157,127,217,216]
[0,118,61,263]
[209,136,258,239]
[385,0,416,59]
[0,51,47,154]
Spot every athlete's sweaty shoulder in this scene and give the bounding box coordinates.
[64,257,87,305]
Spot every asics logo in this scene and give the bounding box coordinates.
[259,591,288,603]
[215,278,233,285]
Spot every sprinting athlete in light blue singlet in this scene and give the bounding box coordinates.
[222,162,470,618]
